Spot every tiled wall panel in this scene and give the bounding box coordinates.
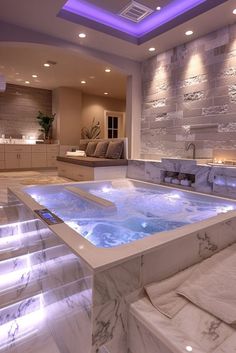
[0,83,52,138]
[141,24,236,160]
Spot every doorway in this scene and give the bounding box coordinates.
[104,111,125,138]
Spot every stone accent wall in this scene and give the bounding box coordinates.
[0,83,52,138]
[141,24,236,160]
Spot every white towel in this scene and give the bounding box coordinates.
[145,265,197,318]
[177,244,236,324]
[66,150,86,157]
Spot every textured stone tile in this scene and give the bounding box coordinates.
[184,90,205,101]
[178,97,214,111]
[218,123,236,132]
[141,23,236,159]
[202,105,228,115]
[228,84,236,103]
[183,107,203,118]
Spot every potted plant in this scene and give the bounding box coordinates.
[36,111,55,142]
[81,117,101,139]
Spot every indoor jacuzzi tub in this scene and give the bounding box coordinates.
[24,179,236,248]
[8,179,236,271]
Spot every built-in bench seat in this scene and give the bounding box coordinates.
[57,156,128,168]
[57,138,128,181]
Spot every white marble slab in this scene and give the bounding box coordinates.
[128,314,173,353]
[129,295,236,353]
[92,257,142,351]
[142,216,236,285]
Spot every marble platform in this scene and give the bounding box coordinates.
[129,296,236,353]
[6,177,236,353]
[127,158,236,197]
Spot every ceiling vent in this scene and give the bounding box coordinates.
[0,74,6,92]
[119,1,153,23]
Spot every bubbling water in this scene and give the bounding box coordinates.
[25,180,236,248]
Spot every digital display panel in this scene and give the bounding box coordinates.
[34,209,63,225]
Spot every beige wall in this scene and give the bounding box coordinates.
[52,89,126,143]
[81,93,126,138]
[0,84,126,144]
[53,87,82,145]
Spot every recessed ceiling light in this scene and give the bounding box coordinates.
[104,92,108,95]
[149,47,156,52]
[156,6,161,10]
[233,8,236,14]
[89,76,95,79]
[185,346,193,352]
[81,80,86,84]
[32,74,38,78]
[185,30,194,36]
[79,33,86,38]
[105,68,111,73]
[44,63,50,67]
[25,81,30,84]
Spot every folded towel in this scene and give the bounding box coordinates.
[145,265,197,318]
[66,150,86,157]
[171,178,180,185]
[177,244,236,324]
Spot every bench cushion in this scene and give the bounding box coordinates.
[57,156,128,167]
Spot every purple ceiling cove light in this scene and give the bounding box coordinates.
[58,0,229,44]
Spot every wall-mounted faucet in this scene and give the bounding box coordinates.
[186,142,196,159]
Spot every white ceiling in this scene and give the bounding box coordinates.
[0,43,127,98]
[0,0,235,96]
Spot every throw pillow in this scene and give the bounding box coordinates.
[93,141,109,158]
[85,141,98,156]
[106,141,123,159]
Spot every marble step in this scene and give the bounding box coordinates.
[0,326,61,353]
[0,325,60,353]
[0,287,91,353]
[0,218,44,238]
[0,229,61,262]
[0,244,89,310]
[0,218,63,261]
[0,292,57,352]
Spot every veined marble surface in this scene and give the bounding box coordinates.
[127,159,212,193]
[92,257,142,351]
[0,200,93,353]
[129,295,236,353]
[4,171,236,353]
[127,158,236,198]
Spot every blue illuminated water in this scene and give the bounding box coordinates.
[25,180,236,248]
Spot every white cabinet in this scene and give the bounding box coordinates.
[19,152,31,168]
[1,143,60,170]
[4,145,31,169]
[46,145,59,167]
[5,152,19,169]
[31,145,47,168]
